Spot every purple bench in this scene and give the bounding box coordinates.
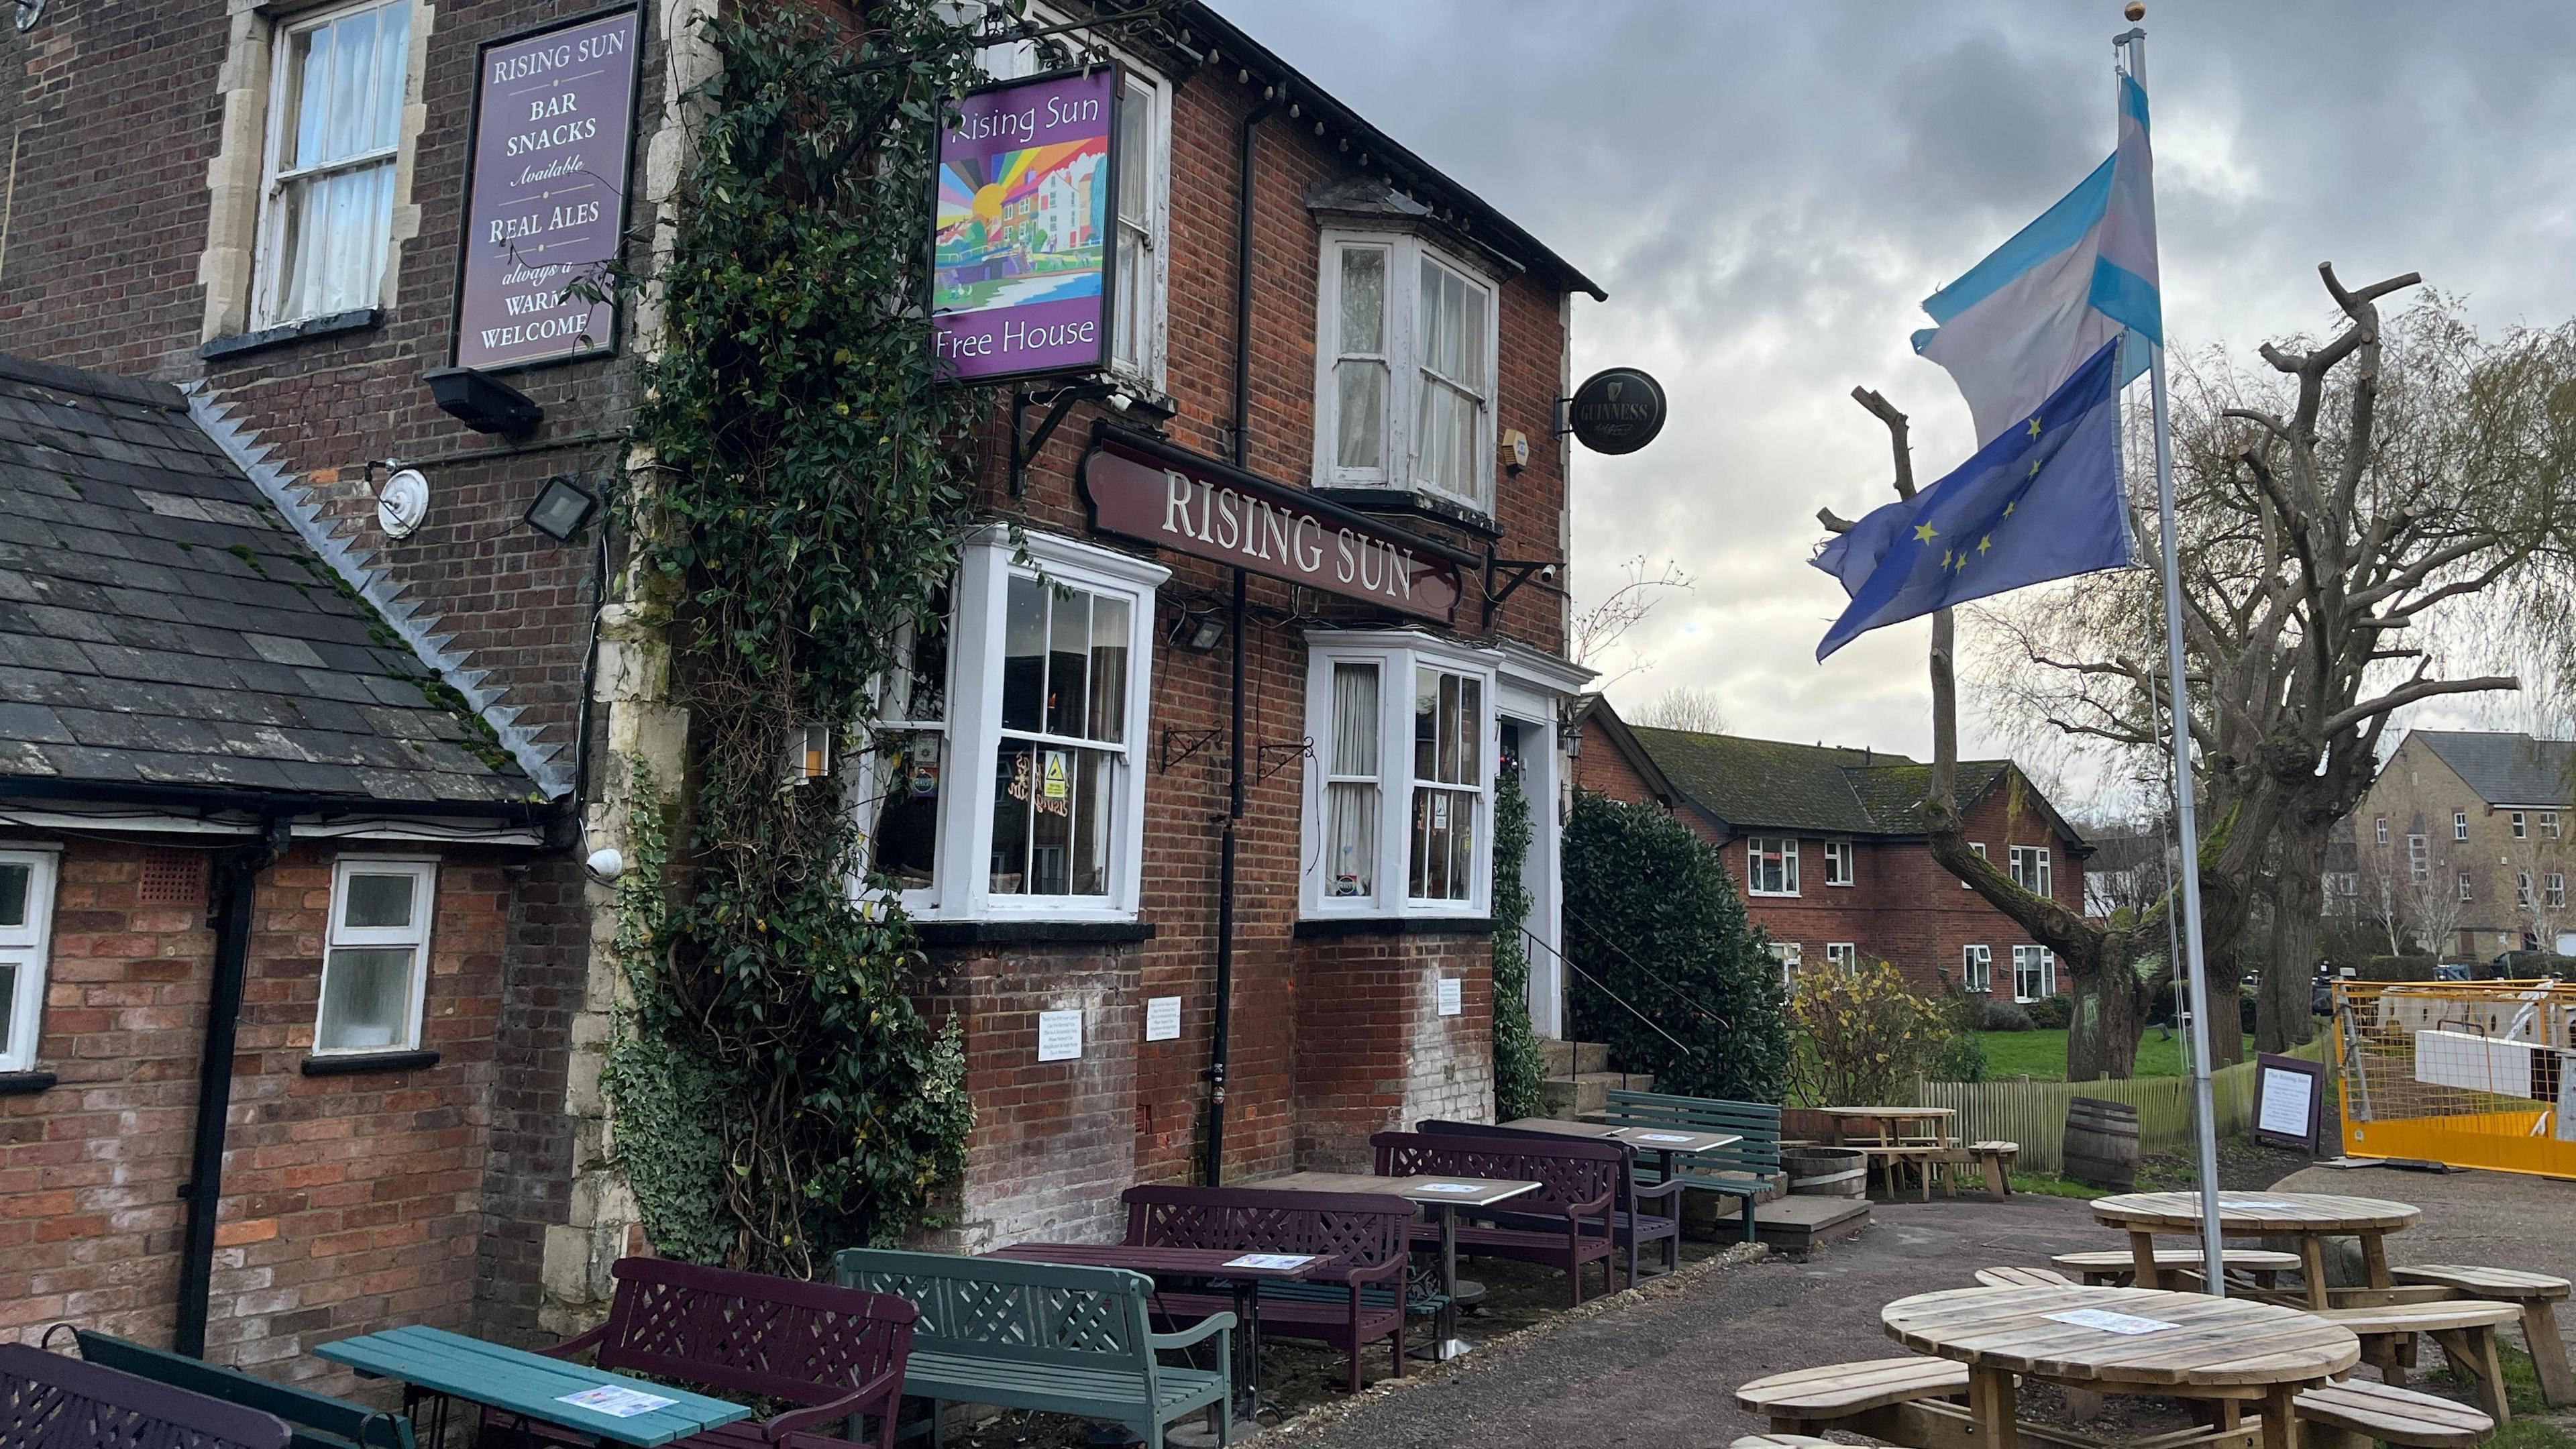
[1118,1184,1415,1392]
[1417,1118,1685,1285]
[1,1342,290,1449]
[1372,1130,1623,1305]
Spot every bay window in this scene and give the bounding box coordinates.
[1313,230,1500,513]
[854,529,1166,920]
[0,849,58,1073]
[256,0,413,327]
[1746,837,1798,896]
[1303,632,1499,918]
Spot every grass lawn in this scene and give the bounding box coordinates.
[1974,1027,2258,1081]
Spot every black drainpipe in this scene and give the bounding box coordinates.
[174,818,283,1358]
[1203,82,1280,1189]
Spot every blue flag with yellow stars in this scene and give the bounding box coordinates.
[1813,338,2132,661]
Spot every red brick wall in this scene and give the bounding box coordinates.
[1293,931,1495,1171]
[0,837,513,1385]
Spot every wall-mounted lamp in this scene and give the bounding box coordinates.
[424,366,544,437]
[523,475,598,542]
[14,0,44,33]
[1174,609,1227,653]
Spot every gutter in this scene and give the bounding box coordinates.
[0,776,555,826]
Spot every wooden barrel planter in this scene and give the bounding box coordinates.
[2063,1097,2141,1189]
[1782,1146,1867,1198]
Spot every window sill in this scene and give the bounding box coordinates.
[0,1070,55,1096]
[1295,915,1494,938]
[914,920,1157,947]
[201,308,384,363]
[301,1049,440,1078]
[1746,892,1801,900]
[1309,486,1501,541]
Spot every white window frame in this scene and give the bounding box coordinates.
[1823,840,1855,887]
[2512,811,2528,840]
[1311,227,1501,513]
[2455,811,2470,841]
[855,527,1167,922]
[979,14,1170,389]
[2375,817,2389,845]
[251,0,414,329]
[1965,841,1986,887]
[1770,941,1803,991]
[0,847,60,1073]
[313,855,436,1056]
[1825,943,1858,977]
[2544,812,2563,841]
[1962,944,1992,995]
[2407,834,2428,883]
[2517,871,2534,909]
[2548,873,2566,910]
[1745,837,1800,897]
[1299,630,1500,920]
[2008,845,2052,898]
[2012,945,2057,1003]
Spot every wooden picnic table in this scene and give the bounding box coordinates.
[1260,1169,1540,1360]
[984,1240,1342,1418]
[1884,1283,2359,1449]
[2092,1191,2423,1309]
[1817,1105,1957,1146]
[1819,1106,1958,1199]
[315,1324,750,1448]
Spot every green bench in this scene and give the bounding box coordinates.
[833,1247,1233,1449]
[72,1328,413,1449]
[1599,1089,1783,1243]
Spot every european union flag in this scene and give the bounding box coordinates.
[1813,339,2132,661]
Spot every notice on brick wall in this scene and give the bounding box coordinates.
[1436,977,1463,1017]
[1145,996,1181,1042]
[1037,1009,1083,1062]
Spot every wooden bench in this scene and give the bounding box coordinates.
[537,1256,918,1449]
[1116,1183,1413,1392]
[73,1329,411,1449]
[1599,1089,1783,1243]
[1974,1266,2077,1288]
[1419,1118,1686,1285]
[1,1342,290,1449]
[2052,1247,2302,1292]
[2392,1263,2575,1407]
[2316,1299,2522,1424]
[1371,1130,1623,1305]
[1966,1140,2020,1200]
[1734,1355,1970,1434]
[2294,1378,2495,1449]
[836,1247,1232,1449]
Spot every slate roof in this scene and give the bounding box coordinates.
[1621,723,2059,843]
[0,352,537,808]
[2414,730,2576,807]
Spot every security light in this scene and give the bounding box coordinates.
[523,476,598,542]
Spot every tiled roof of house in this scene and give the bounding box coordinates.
[2412,730,2576,808]
[0,352,536,807]
[1621,724,2040,841]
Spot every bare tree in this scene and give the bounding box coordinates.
[1632,684,1729,735]
[1570,555,1693,689]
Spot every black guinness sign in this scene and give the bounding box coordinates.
[1567,367,1668,455]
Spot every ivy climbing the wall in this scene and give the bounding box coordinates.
[599,3,1011,1275]
[1491,771,1544,1120]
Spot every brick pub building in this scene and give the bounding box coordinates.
[1575,700,2088,1002]
[0,0,1606,1380]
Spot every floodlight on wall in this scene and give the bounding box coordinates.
[14,0,44,34]
[523,475,598,543]
[377,468,430,539]
[1171,608,1226,653]
[423,366,544,437]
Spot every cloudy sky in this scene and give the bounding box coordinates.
[1225,0,2576,804]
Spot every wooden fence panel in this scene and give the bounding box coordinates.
[1911,1038,2332,1175]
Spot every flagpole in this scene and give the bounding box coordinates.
[2120,19,2230,1296]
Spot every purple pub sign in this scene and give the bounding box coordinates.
[453,8,641,371]
[932,67,1121,384]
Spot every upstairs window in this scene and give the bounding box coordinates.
[1964,841,1986,888]
[1315,231,1499,512]
[315,857,435,1054]
[2375,816,2388,845]
[1823,841,1855,887]
[256,0,412,327]
[2455,811,2470,841]
[1746,837,1799,897]
[2545,812,2564,840]
[2008,845,2052,898]
[2550,873,2566,909]
[2407,835,2428,882]
[1961,945,1992,994]
[2512,811,2529,840]
[0,849,58,1073]
[2458,871,2473,903]
[1303,633,1497,919]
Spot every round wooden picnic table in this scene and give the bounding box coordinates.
[1884,1284,2359,1449]
[2091,1191,2422,1309]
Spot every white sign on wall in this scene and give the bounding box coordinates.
[1145,996,1182,1042]
[1436,977,1463,1018]
[1037,1009,1083,1063]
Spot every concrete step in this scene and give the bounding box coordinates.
[1536,1069,1652,1118]
[1751,1194,1872,1257]
[1538,1039,1611,1077]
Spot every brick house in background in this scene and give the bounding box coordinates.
[2357,730,2576,960]
[1573,700,2088,1002]
[0,0,1611,1380]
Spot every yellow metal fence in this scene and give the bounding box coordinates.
[2334,978,2576,1181]
[1911,1036,2334,1176]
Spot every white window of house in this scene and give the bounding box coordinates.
[2407,834,2428,883]
[1770,941,1803,991]
[2009,845,2052,898]
[0,849,60,1073]
[315,857,435,1054]
[2459,871,2473,903]
[2012,945,2056,1003]
[1825,943,1858,976]
[2517,871,2534,908]
[2544,812,2563,840]
[1962,944,1992,995]
[2511,811,2528,839]
[1823,840,1855,887]
[2549,873,2566,909]
[1964,841,1986,887]
[2375,816,2389,844]
[1746,837,1799,896]
[1313,231,1500,513]
[1301,632,1498,918]
[254,0,411,327]
[854,529,1166,919]
[2454,811,2470,841]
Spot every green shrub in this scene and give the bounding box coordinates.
[1978,999,2035,1032]
[2028,994,2074,1030]
[1562,792,1789,1102]
[1785,961,1966,1104]
[1490,773,1545,1120]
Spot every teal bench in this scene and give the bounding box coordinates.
[833,1247,1233,1449]
[1599,1089,1783,1243]
[72,1328,413,1449]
